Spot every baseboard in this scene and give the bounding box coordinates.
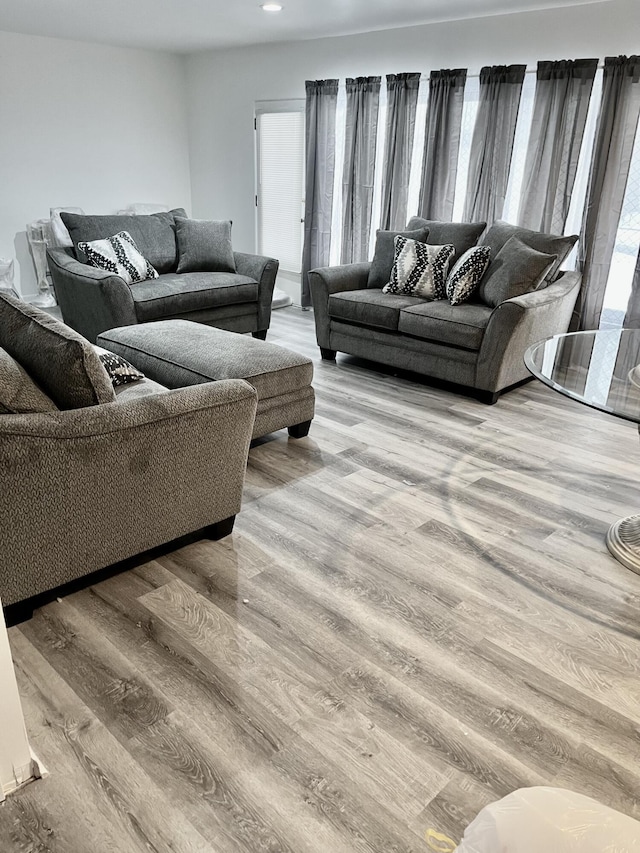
[1,751,47,802]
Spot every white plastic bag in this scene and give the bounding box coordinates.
[455,787,640,852]
[0,258,18,297]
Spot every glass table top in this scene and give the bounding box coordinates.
[525,329,640,424]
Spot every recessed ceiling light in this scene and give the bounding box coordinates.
[261,3,283,11]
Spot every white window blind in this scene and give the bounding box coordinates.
[256,110,305,274]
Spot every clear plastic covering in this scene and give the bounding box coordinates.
[455,787,640,852]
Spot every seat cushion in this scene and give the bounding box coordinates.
[98,320,313,401]
[0,292,115,409]
[61,208,187,275]
[329,289,427,331]
[398,301,493,350]
[406,218,487,265]
[131,272,259,322]
[480,219,578,283]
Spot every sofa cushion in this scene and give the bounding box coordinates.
[78,230,159,284]
[383,238,454,299]
[367,227,429,289]
[477,236,557,309]
[329,289,427,331]
[406,218,487,265]
[114,376,168,402]
[398,301,493,350]
[0,292,115,409]
[0,346,58,414]
[480,220,577,283]
[447,246,492,306]
[61,208,187,275]
[131,272,259,322]
[175,218,236,274]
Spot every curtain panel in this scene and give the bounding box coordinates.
[301,79,339,308]
[418,68,467,222]
[341,76,381,264]
[577,55,640,331]
[463,64,526,225]
[380,72,421,231]
[518,59,598,234]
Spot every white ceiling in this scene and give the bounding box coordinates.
[0,0,607,53]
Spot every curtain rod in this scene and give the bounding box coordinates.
[416,61,605,82]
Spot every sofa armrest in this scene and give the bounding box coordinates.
[0,379,257,606]
[233,251,279,333]
[476,271,582,393]
[308,262,371,349]
[48,248,137,342]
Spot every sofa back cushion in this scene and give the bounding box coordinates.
[0,347,59,414]
[368,227,429,289]
[61,208,187,275]
[480,220,577,283]
[406,218,487,265]
[0,292,115,409]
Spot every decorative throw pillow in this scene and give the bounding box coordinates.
[406,218,487,265]
[383,237,454,299]
[477,236,557,309]
[480,220,577,283]
[175,218,236,274]
[0,292,115,410]
[367,227,429,289]
[446,246,492,306]
[93,346,144,387]
[78,231,158,285]
[0,346,58,414]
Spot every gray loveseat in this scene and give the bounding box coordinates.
[0,292,258,617]
[48,208,278,343]
[310,218,581,403]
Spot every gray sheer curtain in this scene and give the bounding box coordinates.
[577,56,640,330]
[341,76,381,264]
[301,79,338,308]
[463,64,526,225]
[418,69,467,221]
[518,59,598,233]
[623,249,640,328]
[380,73,421,230]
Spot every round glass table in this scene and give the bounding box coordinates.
[525,329,640,573]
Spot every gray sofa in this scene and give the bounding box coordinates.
[0,292,258,616]
[47,208,278,343]
[310,219,581,403]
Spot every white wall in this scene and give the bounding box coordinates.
[185,0,639,259]
[0,30,192,296]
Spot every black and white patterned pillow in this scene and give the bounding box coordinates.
[383,236,454,299]
[94,345,144,387]
[78,231,158,285]
[446,245,492,306]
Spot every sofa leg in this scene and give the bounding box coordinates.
[252,330,267,340]
[478,390,500,405]
[288,420,312,439]
[3,600,35,627]
[203,515,236,540]
[320,347,336,360]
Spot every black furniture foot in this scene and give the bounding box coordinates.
[4,601,34,627]
[203,515,236,540]
[252,330,267,340]
[320,348,336,360]
[478,390,500,405]
[288,420,312,439]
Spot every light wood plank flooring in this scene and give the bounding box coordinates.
[3,307,640,851]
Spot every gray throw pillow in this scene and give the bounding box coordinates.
[480,220,578,283]
[367,228,429,289]
[0,347,58,414]
[477,236,557,309]
[406,217,487,265]
[175,218,236,274]
[61,208,187,274]
[0,292,115,410]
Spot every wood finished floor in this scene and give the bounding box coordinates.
[3,307,640,852]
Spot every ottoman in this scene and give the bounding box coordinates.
[98,320,314,439]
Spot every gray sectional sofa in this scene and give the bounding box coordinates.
[310,218,581,402]
[0,292,258,616]
[48,208,278,343]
